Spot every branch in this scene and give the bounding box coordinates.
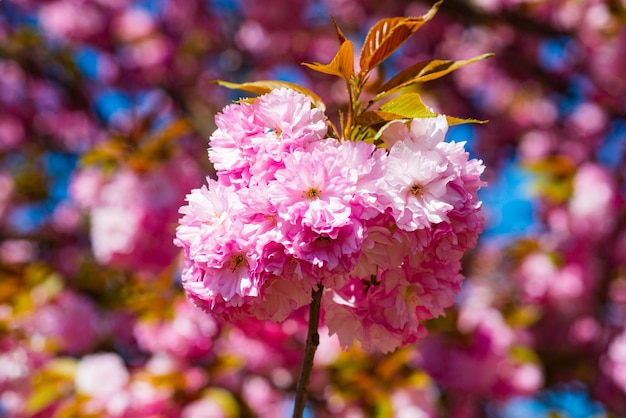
[292,285,324,418]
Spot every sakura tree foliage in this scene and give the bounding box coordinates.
[0,0,625,417]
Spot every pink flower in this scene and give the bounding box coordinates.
[176,179,315,321]
[176,180,264,304]
[0,239,37,264]
[380,114,448,150]
[38,2,104,40]
[75,156,199,273]
[133,298,219,360]
[208,100,260,187]
[114,8,156,42]
[383,139,454,230]
[119,36,173,70]
[603,330,626,392]
[20,290,100,356]
[0,114,24,151]
[0,60,26,104]
[418,282,542,401]
[514,250,594,305]
[178,90,486,350]
[270,140,370,273]
[390,386,439,418]
[75,353,129,398]
[70,167,105,209]
[181,397,229,418]
[209,88,326,188]
[215,317,305,378]
[568,162,621,240]
[35,109,100,152]
[0,337,47,394]
[75,353,132,417]
[242,376,290,418]
[323,203,483,352]
[324,259,461,353]
[349,213,409,278]
[251,88,327,156]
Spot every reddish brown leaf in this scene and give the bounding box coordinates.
[302,40,354,81]
[358,0,442,75]
[377,53,495,95]
[330,15,347,45]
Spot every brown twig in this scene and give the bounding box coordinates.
[292,285,324,418]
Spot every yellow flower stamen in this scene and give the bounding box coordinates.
[304,187,321,199]
[410,183,424,198]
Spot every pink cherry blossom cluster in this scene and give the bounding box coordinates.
[175,88,486,352]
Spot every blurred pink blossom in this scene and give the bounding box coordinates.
[51,201,82,233]
[35,110,101,152]
[20,290,100,355]
[181,396,229,418]
[0,239,37,265]
[242,375,289,418]
[568,163,621,240]
[390,386,439,418]
[420,282,542,401]
[114,8,156,41]
[133,298,219,360]
[0,60,26,104]
[75,156,199,272]
[119,36,173,70]
[0,115,24,151]
[75,352,132,417]
[603,331,626,393]
[514,251,591,305]
[38,2,105,40]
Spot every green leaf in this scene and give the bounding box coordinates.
[358,94,488,127]
[214,80,326,110]
[356,93,436,126]
[358,1,442,76]
[25,358,77,415]
[24,382,68,415]
[379,92,437,119]
[302,40,354,81]
[377,53,495,95]
[509,345,541,364]
[505,305,541,328]
[355,111,408,126]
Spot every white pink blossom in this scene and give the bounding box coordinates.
[176,88,485,351]
[209,88,327,188]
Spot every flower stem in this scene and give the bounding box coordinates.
[292,285,324,418]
